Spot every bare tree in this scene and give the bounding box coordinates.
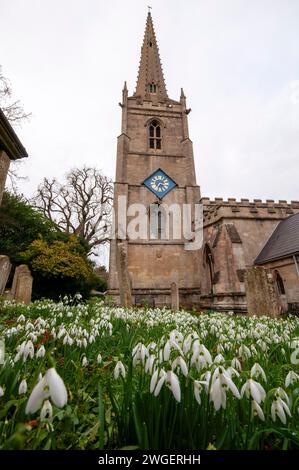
[32,167,113,254]
[0,65,31,125]
[0,65,31,193]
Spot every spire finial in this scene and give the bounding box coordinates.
[147,5,152,13]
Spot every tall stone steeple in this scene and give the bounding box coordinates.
[134,12,168,102]
[109,11,201,309]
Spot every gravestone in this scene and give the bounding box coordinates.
[0,255,12,295]
[11,265,33,304]
[116,242,132,307]
[171,282,179,311]
[244,266,281,317]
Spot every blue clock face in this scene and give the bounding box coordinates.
[143,169,177,199]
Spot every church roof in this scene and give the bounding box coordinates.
[134,12,168,102]
[255,213,299,264]
[0,107,28,160]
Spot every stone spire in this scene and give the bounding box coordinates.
[134,11,168,102]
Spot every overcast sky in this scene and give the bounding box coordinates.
[1,0,299,205]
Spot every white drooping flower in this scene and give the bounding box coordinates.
[152,370,181,402]
[36,345,46,358]
[25,367,67,414]
[145,355,156,374]
[238,344,251,360]
[114,361,126,380]
[214,353,225,364]
[82,356,89,367]
[19,379,27,395]
[0,386,4,397]
[251,400,265,421]
[250,363,267,382]
[231,358,242,371]
[165,371,181,402]
[97,353,102,364]
[285,370,299,388]
[240,379,266,404]
[40,399,53,420]
[172,356,188,377]
[132,343,149,367]
[194,380,208,405]
[210,367,240,411]
[271,398,291,424]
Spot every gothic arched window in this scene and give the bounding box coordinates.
[149,83,157,93]
[204,244,214,295]
[149,119,161,150]
[275,270,286,295]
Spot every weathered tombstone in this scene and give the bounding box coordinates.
[171,281,179,311]
[11,265,33,304]
[116,242,132,307]
[0,255,12,295]
[244,266,281,317]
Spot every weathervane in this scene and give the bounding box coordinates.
[147,5,152,13]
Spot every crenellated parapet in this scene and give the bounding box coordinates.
[200,197,299,225]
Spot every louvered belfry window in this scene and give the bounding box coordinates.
[149,120,161,150]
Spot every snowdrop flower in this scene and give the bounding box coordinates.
[194,381,207,405]
[36,345,46,358]
[163,341,171,361]
[214,354,225,364]
[152,370,181,402]
[132,343,149,367]
[251,363,267,382]
[285,371,299,388]
[82,356,89,367]
[172,356,188,377]
[150,369,161,393]
[19,379,28,395]
[38,373,43,382]
[147,342,157,352]
[40,400,53,420]
[271,398,291,424]
[89,335,95,344]
[251,400,265,421]
[82,338,87,348]
[17,314,25,323]
[26,368,67,414]
[97,353,102,364]
[145,355,156,374]
[114,361,126,380]
[0,386,4,397]
[165,371,181,402]
[241,379,266,404]
[238,344,251,360]
[191,344,212,369]
[274,387,290,405]
[231,358,242,371]
[210,368,240,411]
[226,367,240,378]
[21,340,34,361]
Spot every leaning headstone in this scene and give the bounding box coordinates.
[244,266,281,317]
[116,242,132,307]
[11,265,33,304]
[171,281,179,311]
[0,255,12,295]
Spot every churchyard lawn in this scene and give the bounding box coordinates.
[0,298,299,450]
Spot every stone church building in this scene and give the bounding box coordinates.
[109,12,299,314]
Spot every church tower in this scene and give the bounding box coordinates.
[109,11,201,307]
